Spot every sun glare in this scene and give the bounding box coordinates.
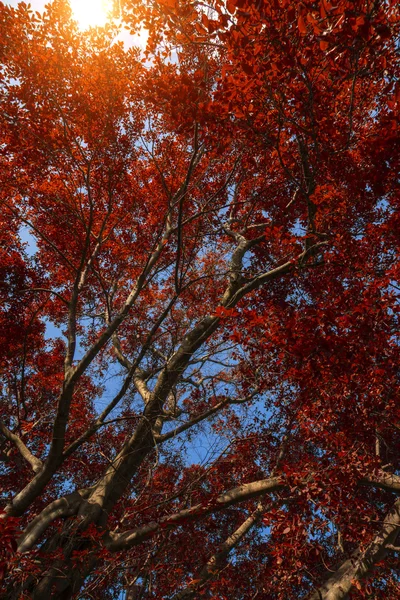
[69,0,114,29]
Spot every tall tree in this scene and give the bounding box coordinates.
[0,0,399,598]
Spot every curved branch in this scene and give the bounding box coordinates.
[0,421,43,474]
[307,498,400,600]
[17,490,87,553]
[361,472,400,494]
[106,477,283,552]
[19,288,70,306]
[171,502,264,599]
[155,391,258,443]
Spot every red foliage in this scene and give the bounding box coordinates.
[0,0,399,599]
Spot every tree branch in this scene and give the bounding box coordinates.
[307,498,400,600]
[360,472,400,493]
[106,477,283,552]
[170,502,265,599]
[17,490,88,553]
[154,391,258,443]
[0,421,43,474]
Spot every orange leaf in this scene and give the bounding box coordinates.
[226,0,236,15]
[298,15,307,35]
[201,13,209,29]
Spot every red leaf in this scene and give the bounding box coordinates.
[226,0,236,15]
[298,15,307,35]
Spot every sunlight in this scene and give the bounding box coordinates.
[69,0,114,29]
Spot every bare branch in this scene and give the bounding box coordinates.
[0,421,43,474]
[17,491,87,553]
[171,502,265,599]
[19,288,70,306]
[361,472,400,494]
[307,498,400,600]
[106,477,283,552]
[155,391,258,443]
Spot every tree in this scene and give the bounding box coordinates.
[0,0,399,597]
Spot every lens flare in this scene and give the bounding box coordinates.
[69,0,114,29]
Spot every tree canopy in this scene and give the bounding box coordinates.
[0,0,399,598]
